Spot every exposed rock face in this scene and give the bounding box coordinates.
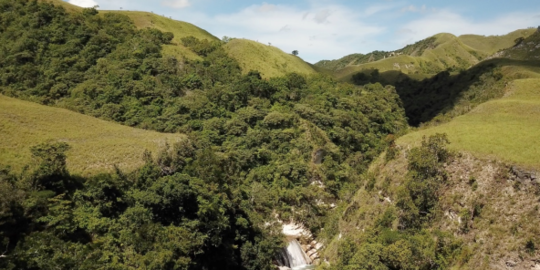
[510,166,539,185]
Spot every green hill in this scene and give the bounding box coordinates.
[101,10,219,61]
[223,39,318,78]
[0,94,183,175]
[398,76,540,171]
[493,29,540,60]
[318,29,536,81]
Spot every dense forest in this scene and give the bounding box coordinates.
[0,1,412,269]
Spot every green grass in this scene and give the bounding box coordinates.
[224,39,318,78]
[458,29,536,55]
[0,95,184,176]
[398,78,540,170]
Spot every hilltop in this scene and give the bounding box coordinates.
[224,39,317,78]
[0,94,183,175]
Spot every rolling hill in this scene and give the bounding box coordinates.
[46,0,314,77]
[0,94,183,176]
[100,10,220,61]
[317,29,536,81]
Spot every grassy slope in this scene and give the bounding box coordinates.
[329,30,535,81]
[459,29,536,55]
[398,77,540,170]
[0,95,183,176]
[224,39,318,78]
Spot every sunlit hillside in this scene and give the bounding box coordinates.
[398,76,540,170]
[318,29,536,81]
[0,95,183,176]
[100,10,219,61]
[224,39,318,78]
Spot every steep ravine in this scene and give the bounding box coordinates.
[323,145,540,269]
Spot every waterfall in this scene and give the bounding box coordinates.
[276,239,315,270]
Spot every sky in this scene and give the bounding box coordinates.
[66,0,540,63]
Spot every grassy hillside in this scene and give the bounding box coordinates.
[458,28,536,55]
[494,29,540,60]
[0,95,183,175]
[224,39,318,78]
[320,30,535,82]
[398,77,540,170]
[101,10,219,60]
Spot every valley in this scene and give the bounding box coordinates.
[0,0,539,269]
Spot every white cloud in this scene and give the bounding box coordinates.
[396,10,540,47]
[161,0,190,9]
[68,0,98,8]
[401,4,429,13]
[193,3,385,63]
[364,3,400,16]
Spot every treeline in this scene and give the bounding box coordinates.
[0,0,409,269]
[0,141,282,269]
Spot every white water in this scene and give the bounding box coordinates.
[276,239,315,270]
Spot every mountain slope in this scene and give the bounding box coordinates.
[101,10,219,61]
[398,76,540,170]
[318,29,536,81]
[0,95,183,175]
[223,39,318,78]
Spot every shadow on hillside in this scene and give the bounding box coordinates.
[352,59,540,126]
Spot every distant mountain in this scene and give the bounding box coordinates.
[316,29,536,81]
[491,28,540,60]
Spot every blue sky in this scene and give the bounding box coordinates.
[67,0,540,63]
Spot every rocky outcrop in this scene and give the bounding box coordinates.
[510,166,539,185]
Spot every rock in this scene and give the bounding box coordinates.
[310,240,317,247]
[307,249,316,257]
[506,260,517,267]
[313,259,321,266]
[315,243,323,250]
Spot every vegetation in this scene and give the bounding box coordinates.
[322,134,468,270]
[224,39,317,78]
[317,30,535,82]
[0,141,284,269]
[325,133,540,269]
[0,1,408,268]
[3,0,540,269]
[0,94,183,175]
[100,10,219,61]
[398,77,540,171]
